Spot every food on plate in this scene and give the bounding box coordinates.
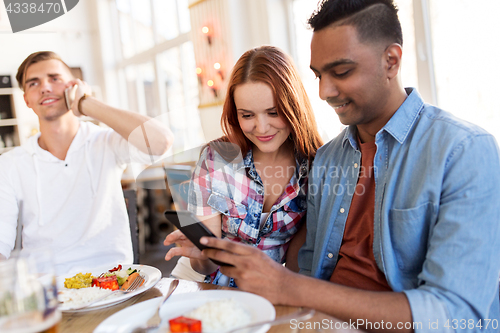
[120,272,144,290]
[63,266,142,291]
[58,287,113,308]
[169,316,202,333]
[99,266,141,288]
[92,275,119,291]
[108,264,122,272]
[59,265,146,308]
[64,272,95,289]
[180,298,251,333]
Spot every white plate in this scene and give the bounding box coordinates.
[58,264,161,312]
[93,289,276,333]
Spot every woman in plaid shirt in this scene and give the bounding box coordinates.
[165,46,323,286]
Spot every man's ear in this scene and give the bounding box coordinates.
[23,93,30,108]
[385,43,403,79]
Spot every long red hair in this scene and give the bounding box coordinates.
[220,46,323,162]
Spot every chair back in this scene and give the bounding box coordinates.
[123,189,140,264]
[14,201,23,250]
[164,165,193,210]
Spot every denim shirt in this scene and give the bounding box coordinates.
[299,88,500,332]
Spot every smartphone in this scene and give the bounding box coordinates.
[64,84,78,111]
[164,210,233,267]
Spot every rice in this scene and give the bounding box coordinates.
[183,298,251,333]
[58,287,115,308]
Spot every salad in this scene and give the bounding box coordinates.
[64,265,143,291]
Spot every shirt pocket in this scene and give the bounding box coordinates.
[207,192,248,235]
[207,192,247,217]
[388,202,436,273]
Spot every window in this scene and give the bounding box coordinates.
[292,0,344,141]
[429,0,500,140]
[157,43,204,152]
[106,0,204,157]
[291,0,500,142]
[152,0,191,43]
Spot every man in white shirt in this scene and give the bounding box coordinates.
[0,51,174,274]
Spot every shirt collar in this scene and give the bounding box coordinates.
[380,88,424,144]
[29,121,86,161]
[343,126,359,150]
[241,149,253,170]
[239,148,309,185]
[342,88,424,148]
[296,155,309,181]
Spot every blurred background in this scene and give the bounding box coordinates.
[1,0,499,275]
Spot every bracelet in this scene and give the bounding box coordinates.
[78,94,90,116]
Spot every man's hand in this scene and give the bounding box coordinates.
[67,79,92,117]
[200,236,292,304]
[199,237,414,332]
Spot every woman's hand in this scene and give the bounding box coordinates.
[164,213,222,275]
[163,229,208,261]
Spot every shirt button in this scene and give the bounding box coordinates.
[327,253,334,259]
[354,163,358,168]
[340,208,345,213]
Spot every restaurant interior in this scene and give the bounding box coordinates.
[1,0,498,273]
[0,0,499,332]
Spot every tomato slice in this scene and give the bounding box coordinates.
[108,264,122,272]
[168,316,202,332]
[91,275,119,291]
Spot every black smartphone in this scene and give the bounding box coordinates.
[164,210,233,267]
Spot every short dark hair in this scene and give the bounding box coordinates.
[16,51,72,91]
[308,0,403,46]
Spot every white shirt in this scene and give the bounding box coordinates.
[0,121,144,275]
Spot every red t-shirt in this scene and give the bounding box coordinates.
[330,139,392,291]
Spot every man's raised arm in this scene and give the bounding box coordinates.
[70,79,174,156]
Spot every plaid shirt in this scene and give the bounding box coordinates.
[188,144,309,280]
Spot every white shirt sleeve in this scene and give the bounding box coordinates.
[0,154,20,258]
[99,128,165,166]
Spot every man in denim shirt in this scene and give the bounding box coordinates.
[201,1,500,332]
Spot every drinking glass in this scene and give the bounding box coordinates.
[0,249,61,333]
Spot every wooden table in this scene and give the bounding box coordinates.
[61,278,362,333]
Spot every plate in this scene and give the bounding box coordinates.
[58,264,161,312]
[93,289,276,333]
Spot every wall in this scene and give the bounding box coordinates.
[1,0,294,144]
[189,0,293,141]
